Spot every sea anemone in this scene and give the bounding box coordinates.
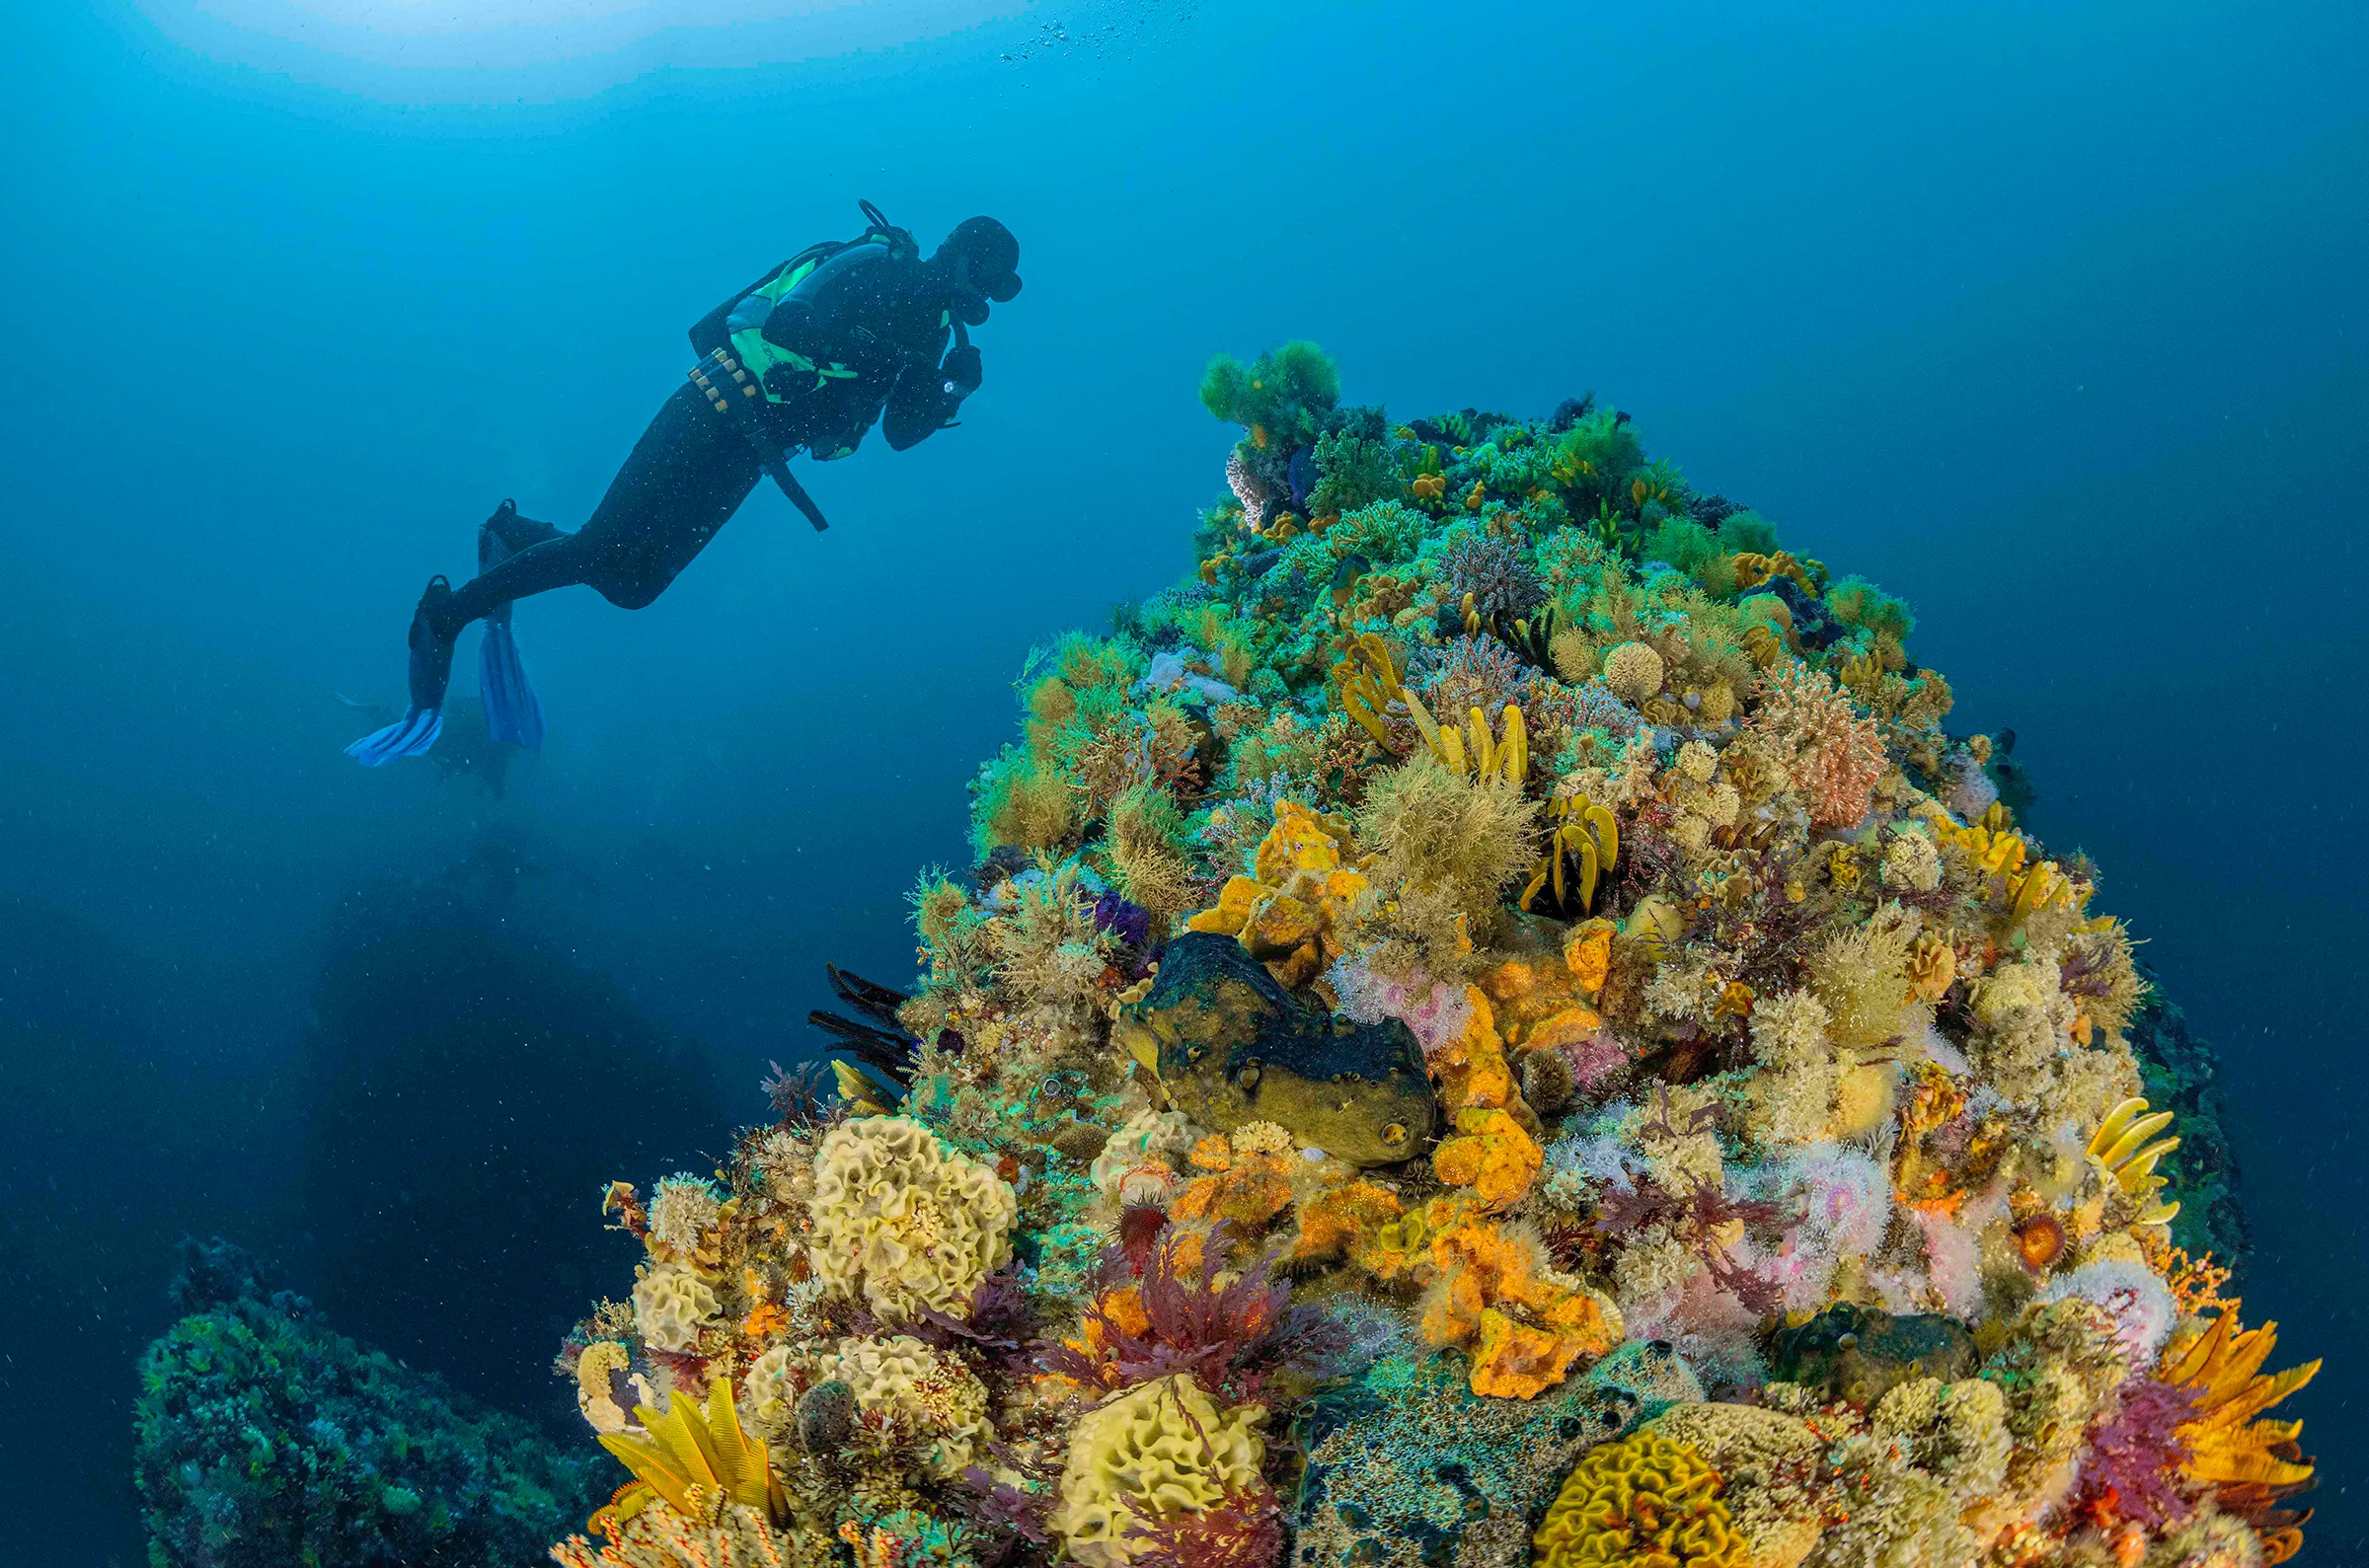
[2041,1257,2179,1367]
[2014,1213,2068,1269]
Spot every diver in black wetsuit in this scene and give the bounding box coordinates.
[348,204,1021,765]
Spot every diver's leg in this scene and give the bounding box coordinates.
[436,533,595,629]
[480,497,564,568]
[345,574,464,764]
[569,380,764,611]
[347,519,599,765]
[471,500,566,749]
[427,381,752,630]
[351,382,759,765]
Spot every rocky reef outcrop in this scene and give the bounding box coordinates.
[136,1238,606,1568]
[537,347,2318,1568]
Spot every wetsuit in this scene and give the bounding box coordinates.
[459,240,980,622]
[347,213,1016,766]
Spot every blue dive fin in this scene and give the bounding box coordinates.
[479,608,545,750]
[346,708,443,765]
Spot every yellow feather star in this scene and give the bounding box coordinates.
[2160,1308,2321,1562]
[1396,688,1526,787]
[596,1376,788,1531]
[2086,1096,2181,1226]
[830,1060,896,1117]
[1521,798,1618,915]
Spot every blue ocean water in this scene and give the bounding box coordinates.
[1,0,2362,1561]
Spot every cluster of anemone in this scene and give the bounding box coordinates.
[545,345,2318,1568]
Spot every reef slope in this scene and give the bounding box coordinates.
[548,348,2317,1568]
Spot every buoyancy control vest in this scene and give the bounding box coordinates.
[722,201,919,403]
[684,202,920,531]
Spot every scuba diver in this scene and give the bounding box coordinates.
[348,203,1022,764]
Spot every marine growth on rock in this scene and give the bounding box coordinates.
[546,345,2319,1568]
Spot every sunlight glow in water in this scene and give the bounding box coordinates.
[138,0,1027,86]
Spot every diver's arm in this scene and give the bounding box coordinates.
[882,330,981,451]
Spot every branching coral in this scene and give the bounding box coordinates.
[1438,529,1547,623]
[1747,663,1883,830]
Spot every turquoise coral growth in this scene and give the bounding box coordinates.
[136,1238,604,1568]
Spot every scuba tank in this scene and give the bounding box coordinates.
[722,199,916,381]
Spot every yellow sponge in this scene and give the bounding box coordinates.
[1050,1375,1266,1568]
[1533,1432,1748,1568]
[810,1115,1019,1321]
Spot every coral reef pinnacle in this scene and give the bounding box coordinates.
[544,345,2315,1568]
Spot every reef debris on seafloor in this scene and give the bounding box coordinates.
[547,346,2318,1568]
[136,1237,608,1568]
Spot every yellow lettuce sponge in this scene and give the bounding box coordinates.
[823,1333,993,1479]
[631,1266,718,1353]
[1533,1432,1749,1568]
[1050,1375,1267,1568]
[811,1115,1019,1321]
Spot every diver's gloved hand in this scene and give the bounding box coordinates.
[942,342,983,397]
